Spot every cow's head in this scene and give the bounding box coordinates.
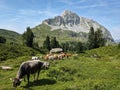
[10,78,22,87]
[42,62,50,69]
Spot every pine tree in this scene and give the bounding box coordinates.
[61,42,69,52]
[22,27,34,47]
[43,36,51,50]
[50,37,59,48]
[94,29,106,48]
[76,42,83,53]
[88,27,106,49]
[88,27,95,49]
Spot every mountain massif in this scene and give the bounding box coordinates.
[0,10,114,46]
[32,10,114,46]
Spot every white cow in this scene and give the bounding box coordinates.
[31,56,39,60]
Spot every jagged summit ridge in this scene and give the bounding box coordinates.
[43,10,81,32]
[61,10,80,26]
[42,10,114,42]
[42,10,101,33]
[61,10,79,16]
[61,10,74,16]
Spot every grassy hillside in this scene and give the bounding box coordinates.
[0,43,39,61]
[32,24,88,46]
[0,29,22,44]
[0,45,120,90]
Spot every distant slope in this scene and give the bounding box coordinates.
[32,24,88,46]
[0,43,39,61]
[0,29,22,44]
[83,45,120,59]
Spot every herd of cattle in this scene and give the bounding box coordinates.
[10,52,73,88]
[44,52,72,60]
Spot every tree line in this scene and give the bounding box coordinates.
[0,26,106,53]
[88,27,106,49]
[41,27,106,53]
[22,26,106,53]
[42,36,84,53]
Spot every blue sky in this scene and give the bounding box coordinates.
[0,0,120,40]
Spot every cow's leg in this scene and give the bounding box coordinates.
[34,73,36,80]
[27,74,30,85]
[37,70,40,80]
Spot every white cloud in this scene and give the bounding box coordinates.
[58,0,120,9]
[76,4,105,9]
[18,9,57,18]
[0,8,58,34]
[57,0,74,5]
[0,0,12,10]
[57,0,87,5]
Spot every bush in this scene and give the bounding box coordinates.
[118,43,120,49]
[0,36,6,43]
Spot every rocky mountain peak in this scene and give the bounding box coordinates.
[43,10,80,29]
[61,10,78,17]
[60,10,80,26]
[42,10,114,43]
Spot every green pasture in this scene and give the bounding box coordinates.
[0,45,120,90]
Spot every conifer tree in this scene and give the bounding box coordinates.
[94,29,105,48]
[22,27,34,47]
[50,37,59,48]
[43,36,51,50]
[88,27,95,49]
[61,42,69,52]
[76,42,83,53]
[88,27,106,49]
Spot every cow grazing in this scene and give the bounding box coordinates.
[65,53,72,58]
[31,56,39,60]
[11,60,49,87]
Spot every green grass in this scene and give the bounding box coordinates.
[0,43,39,61]
[0,29,22,44]
[0,45,120,90]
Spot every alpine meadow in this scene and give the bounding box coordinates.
[0,1,120,90]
